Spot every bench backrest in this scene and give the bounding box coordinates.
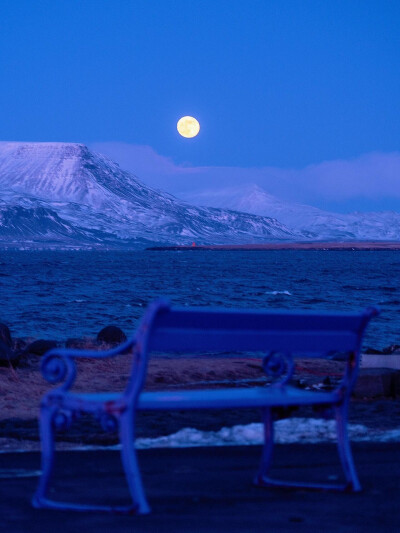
[126,299,379,402]
[148,307,375,354]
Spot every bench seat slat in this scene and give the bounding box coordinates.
[138,387,341,410]
[61,387,340,412]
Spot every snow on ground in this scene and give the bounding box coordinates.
[1,418,399,454]
[134,418,400,449]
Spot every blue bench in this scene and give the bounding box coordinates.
[32,300,379,514]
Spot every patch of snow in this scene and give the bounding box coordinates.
[3,418,398,454]
[133,418,400,449]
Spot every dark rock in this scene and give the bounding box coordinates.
[97,326,127,345]
[12,338,29,352]
[7,338,36,368]
[0,339,12,365]
[0,339,21,367]
[364,346,384,355]
[382,344,400,354]
[25,339,58,356]
[0,323,12,348]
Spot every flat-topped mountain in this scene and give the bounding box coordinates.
[0,142,306,248]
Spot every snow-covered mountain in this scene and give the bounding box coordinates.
[0,142,307,248]
[179,184,400,241]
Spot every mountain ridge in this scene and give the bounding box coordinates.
[179,184,400,241]
[0,142,308,249]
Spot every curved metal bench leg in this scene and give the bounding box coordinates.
[119,411,151,514]
[254,405,361,492]
[335,404,361,492]
[254,407,274,486]
[33,407,150,513]
[32,405,56,508]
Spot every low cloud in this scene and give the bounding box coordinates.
[90,142,400,212]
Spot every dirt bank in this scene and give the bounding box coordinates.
[0,355,399,450]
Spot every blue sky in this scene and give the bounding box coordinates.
[0,0,399,211]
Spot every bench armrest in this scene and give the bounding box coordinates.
[41,337,136,391]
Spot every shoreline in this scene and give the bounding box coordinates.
[147,241,400,251]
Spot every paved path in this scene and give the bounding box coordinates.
[0,443,399,533]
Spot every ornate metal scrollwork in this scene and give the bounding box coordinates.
[262,351,295,385]
[53,409,74,431]
[41,354,77,389]
[41,354,67,383]
[100,413,119,433]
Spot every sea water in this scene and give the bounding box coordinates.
[0,250,399,349]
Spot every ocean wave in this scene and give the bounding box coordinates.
[266,290,292,296]
[0,249,396,348]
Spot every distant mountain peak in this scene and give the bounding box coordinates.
[179,183,285,216]
[179,183,400,241]
[0,143,306,249]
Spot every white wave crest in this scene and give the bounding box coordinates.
[266,290,292,296]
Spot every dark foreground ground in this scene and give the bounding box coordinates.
[1,443,399,533]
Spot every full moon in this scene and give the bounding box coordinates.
[177,116,200,138]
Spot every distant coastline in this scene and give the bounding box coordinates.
[147,241,400,251]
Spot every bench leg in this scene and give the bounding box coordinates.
[32,405,57,508]
[254,404,361,492]
[335,404,361,492]
[254,407,274,485]
[32,406,150,513]
[119,411,151,514]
